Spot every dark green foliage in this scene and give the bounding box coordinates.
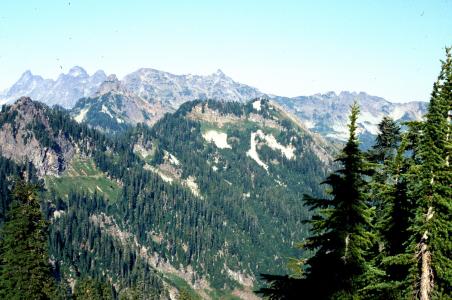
[73,277,114,300]
[0,96,330,295]
[259,103,374,299]
[45,192,167,299]
[300,103,374,299]
[0,180,56,299]
[368,116,401,163]
[403,47,452,299]
[365,119,414,299]
[122,99,328,288]
[178,288,194,300]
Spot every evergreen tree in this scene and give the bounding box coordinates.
[0,180,56,299]
[368,116,401,164]
[73,277,114,300]
[367,134,414,299]
[405,47,452,299]
[178,288,194,300]
[300,103,374,299]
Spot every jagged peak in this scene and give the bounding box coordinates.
[214,69,225,77]
[68,66,88,77]
[95,74,124,96]
[19,70,33,80]
[92,70,107,78]
[105,74,119,82]
[15,96,34,105]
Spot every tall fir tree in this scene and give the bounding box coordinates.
[300,102,375,299]
[405,47,452,300]
[368,132,414,299]
[0,180,56,299]
[369,116,401,164]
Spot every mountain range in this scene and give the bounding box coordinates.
[1,66,428,144]
[0,66,435,299]
[0,66,107,108]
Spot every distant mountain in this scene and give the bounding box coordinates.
[122,68,264,108]
[1,67,263,110]
[0,67,107,108]
[71,74,165,132]
[70,68,265,132]
[2,66,427,144]
[274,91,427,147]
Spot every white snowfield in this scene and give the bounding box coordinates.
[252,99,262,111]
[101,104,114,118]
[247,131,269,170]
[74,108,89,123]
[202,130,232,149]
[247,130,296,171]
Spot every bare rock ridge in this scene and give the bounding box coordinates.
[0,97,78,176]
[0,67,107,108]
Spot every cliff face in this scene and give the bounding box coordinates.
[0,97,75,176]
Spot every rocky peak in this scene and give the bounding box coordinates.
[68,66,88,78]
[11,96,47,118]
[91,70,107,80]
[95,74,125,96]
[0,98,76,176]
[18,70,34,82]
[14,96,34,106]
[213,69,226,78]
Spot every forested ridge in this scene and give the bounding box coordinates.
[0,92,331,298]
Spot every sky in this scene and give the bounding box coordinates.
[0,0,451,102]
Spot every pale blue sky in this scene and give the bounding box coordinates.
[0,0,451,102]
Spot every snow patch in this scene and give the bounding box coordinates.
[246,130,296,170]
[202,130,231,149]
[247,131,269,171]
[302,119,315,129]
[261,131,296,159]
[252,99,262,111]
[101,105,114,118]
[74,108,89,123]
[358,111,382,135]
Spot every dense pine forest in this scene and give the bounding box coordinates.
[259,49,452,299]
[0,48,450,300]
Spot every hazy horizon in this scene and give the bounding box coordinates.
[5,65,432,103]
[1,0,451,102]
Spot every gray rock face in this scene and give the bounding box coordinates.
[0,67,107,108]
[71,74,167,132]
[122,68,264,108]
[2,67,427,145]
[274,91,427,144]
[0,97,75,176]
[71,68,264,131]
